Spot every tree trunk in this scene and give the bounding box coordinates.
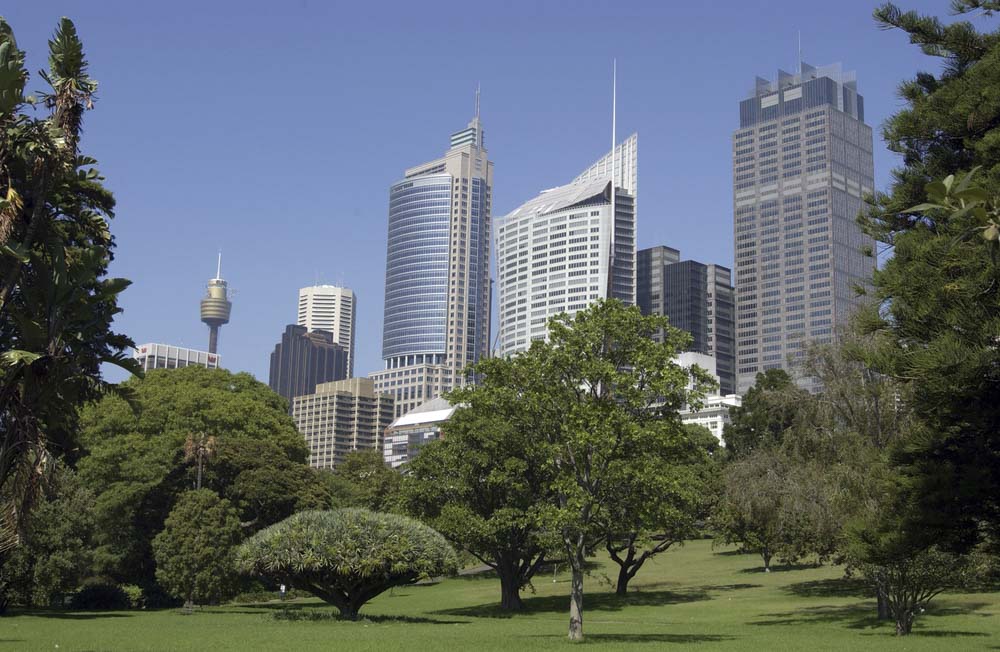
[761,547,772,573]
[498,564,525,610]
[895,609,913,636]
[876,585,889,621]
[568,545,585,641]
[615,562,632,596]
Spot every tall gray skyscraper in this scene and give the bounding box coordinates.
[370,105,493,417]
[733,62,874,393]
[495,135,637,357]
[637,246,736,395]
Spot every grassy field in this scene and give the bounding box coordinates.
[2,540,997,651]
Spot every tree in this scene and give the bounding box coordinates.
[0,17,136,551]
[334,449,401,512]
[77,367,331,590]
[0,465,95,611]
[858,1,1000,549]
[152,489,242,609]
[235,509,457,620]
[601,426,711,595]
[470,299,711,640]
[401,396,558,610]
[722,369,807,458]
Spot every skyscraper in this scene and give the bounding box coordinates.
[268,324,348,405]
[733,62,874,393]
[297,285,356,377]
[637,247,736,395]
[495,135,637,357]
[370,104,493,417]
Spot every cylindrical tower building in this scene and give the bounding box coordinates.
[200,254,231,354]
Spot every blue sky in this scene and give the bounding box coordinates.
[7,0,972,382]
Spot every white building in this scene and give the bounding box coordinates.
[133,343,220,372]
[495,135,637,357]
[382,397,456,469]
[297,285,356,377]
[681,394,742,443]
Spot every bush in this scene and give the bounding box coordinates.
[71,581,130,610]
[120,584,145,610]
[236,508,457,619]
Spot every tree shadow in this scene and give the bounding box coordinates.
[751,599,993,632]
[435,588,712,619]
[529,633,734,644]
[7,609,134,620]
[225,603,468,625]
[738,562,818,574]
[785,577,870,599]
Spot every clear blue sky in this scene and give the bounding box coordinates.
[7,0,971,382]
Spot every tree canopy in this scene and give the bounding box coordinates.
[236,509,457,619]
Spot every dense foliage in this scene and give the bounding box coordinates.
[77,366,334,591]
[0,17,135,551]
[858,0,1000,550]
[402,392,559,610]
[236,509,457,619]
[152,490,242,608]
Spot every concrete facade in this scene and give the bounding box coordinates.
[292,377,395,469]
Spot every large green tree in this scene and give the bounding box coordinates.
[471,299,711,641]
[152,489,242,609]
[857,1,1000,549]
[77,367,332,591]
[236,509,457,620]
[0,17,136,550]
[401,389,559,610]
[722,369,807,458]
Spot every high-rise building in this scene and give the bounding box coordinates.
[733,62,874,393]
[133,343,220,372]
[637,247,736,395]
[268,324,348,405]
[291,377,395,469]
[370,104,493,417]
[297,285,356,377]
[495,135,638,357]
[706,264,737,396]
[199,253,232,355]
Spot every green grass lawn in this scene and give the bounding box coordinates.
[3,540,997,651]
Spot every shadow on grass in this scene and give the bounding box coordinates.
[785,577,870,599]
[738,563,818,574]
[225,602,469,625]
[8,609,134,620]
[436,588,712,619]
[751,600,993,633]
[530,633,734,644]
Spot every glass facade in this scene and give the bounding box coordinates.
[382,174,452,361]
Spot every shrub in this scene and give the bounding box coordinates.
[236,508,457,619]
[71,581,129,610]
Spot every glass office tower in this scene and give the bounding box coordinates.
[371,111,493,417]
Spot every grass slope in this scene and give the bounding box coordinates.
[2,540,997,651]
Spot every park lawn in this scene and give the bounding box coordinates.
[2,540,997,651]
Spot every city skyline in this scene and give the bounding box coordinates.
[5,0,953,383]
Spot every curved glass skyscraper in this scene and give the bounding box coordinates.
[371,109,493,417]
[383,175,451,364]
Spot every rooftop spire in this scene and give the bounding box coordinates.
[216,250,222,279]
[475,83,481,121]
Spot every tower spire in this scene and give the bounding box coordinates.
[475,83,481,120]
[216,250,222,279]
